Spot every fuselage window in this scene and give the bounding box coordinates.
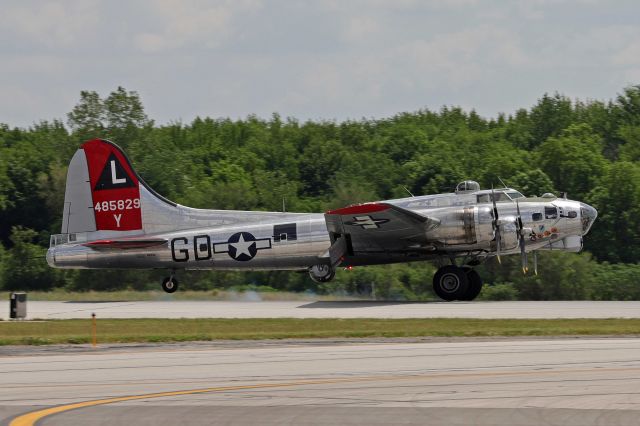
[545,206,558,219]
[273,223,297,242]
[532,212,543,221]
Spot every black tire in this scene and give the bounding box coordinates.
[162,277,179,293]
[462,268,483,301]
[433,265,469,301]
[308,264,335,283]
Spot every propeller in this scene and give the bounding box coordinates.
[491,188,502,264]
[515,200,528,274]
[533,250,538,275]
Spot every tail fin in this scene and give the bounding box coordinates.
[62,139,159,233]
[61,138,297,237]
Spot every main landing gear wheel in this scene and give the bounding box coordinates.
[462,267,483,301]
[308,264,335,283]
[433,265,469,301]
[162,276,179,293]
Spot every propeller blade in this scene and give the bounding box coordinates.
[515,199,523,230]
[492,188,501,264]
[519,227,528,273]
[533,251,538,275]
[516,200,527,274]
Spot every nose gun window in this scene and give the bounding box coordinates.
[567,211,577,218]
[581,207,593,232]
[545,206,558,219]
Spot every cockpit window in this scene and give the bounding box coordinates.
[477,192,516,203]
[477,191,520,203]
[545,206,558,219]
[506,191,524,199]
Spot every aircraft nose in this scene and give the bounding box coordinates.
[580,202,597,235]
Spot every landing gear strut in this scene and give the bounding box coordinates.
[162,275,179,293]
[432,265,483,301]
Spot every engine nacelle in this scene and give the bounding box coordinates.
[428,206,495,247]
[497,218,519,251]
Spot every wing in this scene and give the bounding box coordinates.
[324,203,439,265]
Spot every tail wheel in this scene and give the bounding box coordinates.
[162,276,179,293]
[433,265,469,301]
[462,267,483,301]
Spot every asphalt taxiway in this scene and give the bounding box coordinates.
[2,338,640,425]
[2,300,640,320]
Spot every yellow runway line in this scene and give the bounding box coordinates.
[10,367,640,426]
[8,377,379,426]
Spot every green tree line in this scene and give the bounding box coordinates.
[1,86,640,300]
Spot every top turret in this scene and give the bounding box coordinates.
[455,180,480,193]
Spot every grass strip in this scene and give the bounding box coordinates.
[1,318,640,346]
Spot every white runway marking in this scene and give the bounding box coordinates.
[1,300,640,320]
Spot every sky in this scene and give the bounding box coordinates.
[1,0,639,128]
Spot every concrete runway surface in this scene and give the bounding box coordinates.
[2,338,640,425]
[2,300,640,320]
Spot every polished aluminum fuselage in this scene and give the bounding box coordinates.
[48,185,596,271]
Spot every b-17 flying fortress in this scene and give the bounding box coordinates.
[47,139,597,301]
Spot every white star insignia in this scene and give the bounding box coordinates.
[230,233,255,258]
[348,215,390,229]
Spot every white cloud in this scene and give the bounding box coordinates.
[132,0,260,53]
[0,1,100,48]
[394,25,530,90]
[343,16,380,43]
[612,41,640,66]
[1,0,639,127]
[1,54,66,73]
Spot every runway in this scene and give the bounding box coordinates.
[2,300,640,320]
[2,338,640,425]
